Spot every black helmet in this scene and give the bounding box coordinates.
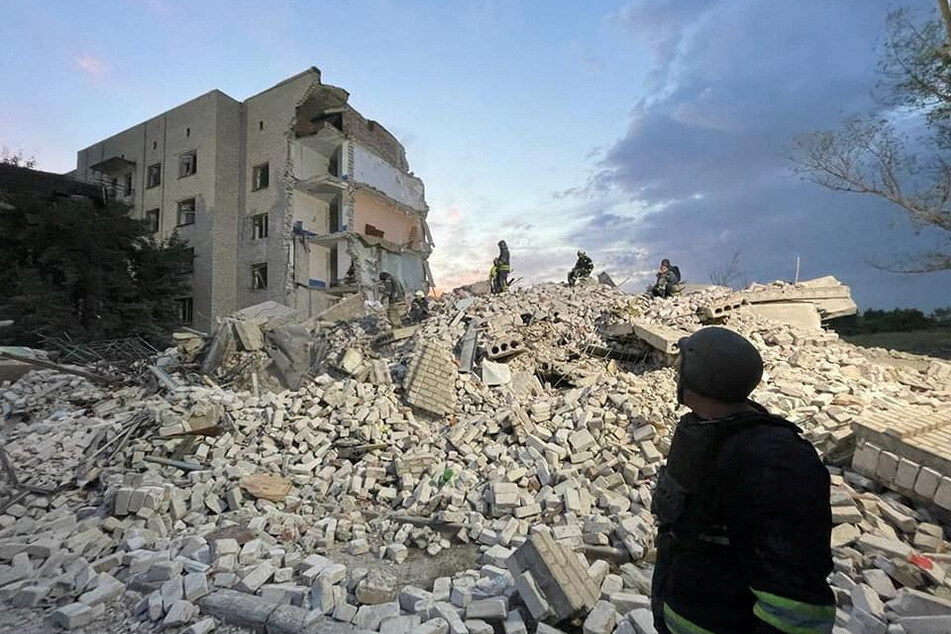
[677,327,763,404]
[379,272,389,281]
[661,258,670,267]
[498,240,506,247]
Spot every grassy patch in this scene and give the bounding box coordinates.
[843,328,951,360]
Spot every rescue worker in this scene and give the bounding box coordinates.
[489,258,501,294]
[343,263,357,286]
[378,272,405,328]
[650,258,682,298]
[568,249,594,287]
[651,327,835,634]
[408,290,430,323]
[496,240,511,293]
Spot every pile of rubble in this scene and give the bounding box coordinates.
[0,278,949,633]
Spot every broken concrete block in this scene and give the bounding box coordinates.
[513,571,550,621]
[481,360,513,387]
[583,600,618,634]
[237,562,275,593]
[311,576,335,615]
[411,617,449,634]
[183,617,217,634]
[355,569,396,605]
[353,602,400,631]
[627,608,658,634]
[233,320,265,351]
[507,531,598,622]
[465,619,494,634]
[163,599,199,628]
[466,597,507,621]
[12,584,50,607]
[52,602,105,630]
[78,573,124,606]
[183,572,209,601]
[886,589,951,616]
[381,615,422,634]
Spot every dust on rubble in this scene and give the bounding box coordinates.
[0,277,949,634]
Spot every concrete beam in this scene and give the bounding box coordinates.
[744,303,821,331]
[630,322,687,355]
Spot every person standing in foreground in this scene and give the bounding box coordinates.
[651,327,835,634]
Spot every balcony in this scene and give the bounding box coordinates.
[88,176,135,201]
[88,155,136,202]
[295,173,348,202]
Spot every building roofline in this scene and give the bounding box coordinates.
[243,67,322,102]
[77,69,322,152]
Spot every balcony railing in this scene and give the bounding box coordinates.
[88,177,134,201]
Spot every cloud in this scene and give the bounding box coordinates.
[558,0,951,310]
[74,54,107,77]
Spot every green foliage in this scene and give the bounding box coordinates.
[0,192,192,347]
[832,307,950,335]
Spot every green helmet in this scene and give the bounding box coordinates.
[677,327,763,404]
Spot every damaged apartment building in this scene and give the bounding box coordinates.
[73,67,434,332]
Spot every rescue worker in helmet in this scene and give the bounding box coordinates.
[495,240,511,293]
[568,250,594,287]
[378,272,405,328]
[650,258,682,297]
[651,327,834,634]
[408,290,430,323]
[489,258,501,294]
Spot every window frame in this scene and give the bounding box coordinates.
[177,198,196,226]
[146,208,160,233]
[251,213,269,240]
[177,297,194,325]
[252,162,270,191]
[179,151,197,179]
[146,163,162,189]
[251,262,268,290]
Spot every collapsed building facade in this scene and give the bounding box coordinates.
[73,67,433,332]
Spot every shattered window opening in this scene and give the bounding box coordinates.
[179,151,197,178]
[146,208,160,233]
[251,263,268,290]
[177,297,193,325]
[251,213,268,239]
[185,247,195,274]
[177,198,196,226]
[146,163,161,188]
[252,162,269,191]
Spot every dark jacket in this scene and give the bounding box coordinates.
[574,254,593,274]
[651,406,835,634]
[656,269,679,288]
[380,276,404,303]
[498,244,510,269]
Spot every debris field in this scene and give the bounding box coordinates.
[1,278,950,634]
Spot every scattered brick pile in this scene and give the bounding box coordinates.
[0,279,948,633]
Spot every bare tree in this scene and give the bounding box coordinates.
[0,147,37,169]
[791,3,951,272]
[708,249,748,288]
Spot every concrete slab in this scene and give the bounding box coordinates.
[630,322,688,355]
[744,303,821,331]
